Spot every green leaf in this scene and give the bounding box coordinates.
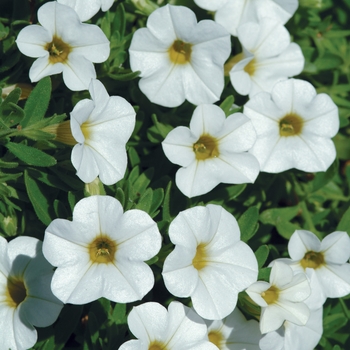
[260,205,300,225]
[239,206,259,242]
[5,142,56,167]
[219,95,234,116]
[258,267,271,281]
[132,167,154,195]
[306,159,338,193]
[113,4,126,38]
[337,206,350,235]
[162,181,172,221]
[135,187,153,212]
[276,221,300,239]
[255,245,269,269]
[1,87,21,109]
[110,303,127,325]
[150,188,164,216]
[22,77,52,127]
[24,170,52,225]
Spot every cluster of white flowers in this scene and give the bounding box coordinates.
[7,0,347,349]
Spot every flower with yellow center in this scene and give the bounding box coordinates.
[16,1,110,91]
[205,308,261,350]
[119,301,217,350]
[229,18,304,97]
[69,79,136,185]
[129,4,231,107]
[273,230,350,308]
[244,78,339,173]
[162,204,258,320]
[162,104,260,197]
[42,195,161,304]
[0,236,63,350]
[246,261,311,334]
[193,0,298,36]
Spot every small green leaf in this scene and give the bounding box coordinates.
[135,187,153,212]
[110,303,127,325]
[22,77,52,127]
[24,170,52,225]
[162,181,172,221]
[5,142,56,167]
[276,221,300,239]
[132,167,154,196]
[337,206,350,235]
[239,206,259,242]
[255,245,269,269]
[219,95,234,116]
[260,205,300,225]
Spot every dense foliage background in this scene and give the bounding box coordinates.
[0,0,350,348]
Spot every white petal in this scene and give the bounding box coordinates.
[322,231,350,264]
[288,230,321,260]
[70,99,95,142]
[193,0,228,12]
[230,57,254,96]
[269,261,294,287]
[57,0,101,22]
[245,281,271,307]
[88,79,110,113]
[29,56,64,83]
[279,273,310,302]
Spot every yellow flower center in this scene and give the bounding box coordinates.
[208,330,224,349]
[244,58,256,76]
[168,40,192,64]
[193,135,219,160]
[148,341,168,350]
[45,36,72,64]
[301,251,325,269]
[81,122,91,140]
[261,285,279,305]
[192,243,209,270]
[88,235,117,264]
[279,113,304,137]
[6,277,27,308]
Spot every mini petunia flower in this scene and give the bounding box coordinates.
[57,0,115,21]
[246,261,311,334]
[42,195,162,304]
[16,1,110,91]
[69,79,136,185]
[129,4,231,107]
[162,204,258,320]
[206,307,261,349]
[193,0,298,36]
[229,18,304,97]
[273,230,350,307]
[119,301,217,350]
[259,307,323,350]
[162,104,260,197]
[0,236,63,350]
[243,78,339,173]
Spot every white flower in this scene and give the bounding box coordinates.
[57,0,115,21]
[119,301,217,350]
[229,18,304,97]
[0,236,63,350]
[243,78,339,173]
[162,204,258,320]
[259,307,323,350]
[70,79,136,185]
[162,104,260,197]
[194,0,298,36]
[206,307,261,349]
[246,261,311,334]
[16,1,110,91]
[129,4,230,107]
[274,230,350,307]
[42,195,162,304]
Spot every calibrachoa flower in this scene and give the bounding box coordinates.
[246,261,311,334]
[259,307,323,350]
[274,230,350,306]
[205,308,261,349]
[69,79,136,185]
[0,236,63,350]
[57,0,115,21]
[229,18,304,97]
[162,104,260,197]
[16,1,110,91]
[243,78,339,173]
[193,0,298,36]
[119,301,217,350]
[129,4,231,107]
[162,204,258,320]
[42,195,161,304]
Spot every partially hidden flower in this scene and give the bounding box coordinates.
[0,236,63,350]
[273,230,350,307]
[42,195,162,304]
[162,104,260,197]
[193,0,298,36]
[68,79,136,185]
[129,4,231,107]
[119,301,217,350]
[229,18,304,97]
[246,261,311,334]
[243,78,339,173]
[57,0,115,21]
[206,307,261,349]
[259,307,323,350]
[162,204,258,320]
[16,1,110,91]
